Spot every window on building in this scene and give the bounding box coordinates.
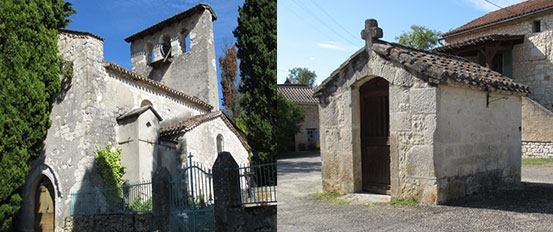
[216,134,224,154]
[533,20,541,33]
[160,34,171,59]
[306,128,317,149]
[179,29,190,53]
[477,49,513,78]
[146,42,154,64]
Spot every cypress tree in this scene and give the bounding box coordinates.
[233,0,277,161]
[0,0,74,229]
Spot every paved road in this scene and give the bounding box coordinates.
[277,153,553,232]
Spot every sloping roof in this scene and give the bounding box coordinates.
[435,34,524,53]
[443,0,553,37]
[314,41,530,95]
[125,4,217,43]
[160,111,250,151]
[59,29,104,41]
[103,62,213,111]
[277,84,319,104]
[117,105,163,122]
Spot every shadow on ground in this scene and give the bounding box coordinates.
[446,182,553,214]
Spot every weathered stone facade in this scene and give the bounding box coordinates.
[314,20,525,204]
[17,4,249,231]
[441,2,553,157]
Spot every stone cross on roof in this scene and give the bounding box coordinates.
[361,19,383,52]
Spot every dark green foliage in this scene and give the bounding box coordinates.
[276,94,304,154]
[233,0,277,161]
[0,0,74,229]
[395,25,442,50]
[287,67,317,87]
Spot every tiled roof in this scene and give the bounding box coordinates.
[435,34,524,53]
[372,41,529,94]
[116,105,163,122]
[277,84,319,104]
[443,0,553,37]
[103,62,213,111]
[314,41,530,95]
[160,111,250,152]
[59,29,104,41]
[125,4,216,42]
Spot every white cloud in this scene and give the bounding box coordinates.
[309,57,317,61]
[464,0,525,12]
[316,41,356,51]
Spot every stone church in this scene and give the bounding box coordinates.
[314,20,528,204]
[17,4,249,231]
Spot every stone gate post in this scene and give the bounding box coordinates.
[213,152,240,231]
[152,167,171,232]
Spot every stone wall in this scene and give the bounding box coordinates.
[63,214,153,232]
[294,104,320,151]
[176,117,250,168]
[522,141,553,158]
[434,86,521,203]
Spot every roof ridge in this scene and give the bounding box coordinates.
[443,0,553,38]
[103,61,213,111]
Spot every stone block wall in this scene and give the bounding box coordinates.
[434,85,522,202]
[63,214,153,232]
[522,141,553,157]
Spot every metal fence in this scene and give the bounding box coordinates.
[70,181,152,216]
[237,162,277,207]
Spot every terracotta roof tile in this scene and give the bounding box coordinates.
[443,0,553,37]
[372,41,529,94]
[103,61,213,111]
[160,111,250,152]
[435,34,524,53]
[314,41,530,96]
[277,84,319,104]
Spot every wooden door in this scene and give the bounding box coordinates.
[34,178,55,232]
[360,78,390,194]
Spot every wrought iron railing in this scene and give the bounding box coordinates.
[70,180,152,216]
[237,162,277,207]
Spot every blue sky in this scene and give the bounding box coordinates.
[277,0,524,85]
[65,0,244,108]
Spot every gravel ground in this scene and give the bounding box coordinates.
[277,153,553,232]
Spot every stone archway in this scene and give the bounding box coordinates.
[359,77,390,194]
[34,176,55,232]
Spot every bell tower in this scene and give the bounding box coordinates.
[125,4,219,110]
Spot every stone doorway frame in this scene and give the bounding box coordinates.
[351,75,399,196]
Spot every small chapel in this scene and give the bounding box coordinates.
[314,19,528,204]
[17,4,250,231]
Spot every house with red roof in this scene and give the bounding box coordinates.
[438,0,553,158]
[278,80,320,152]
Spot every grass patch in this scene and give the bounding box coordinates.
[522,158,553,166]
[390,197,418,206]
[312,192,349,205]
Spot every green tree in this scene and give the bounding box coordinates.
[395,25,442,50]
[287,67,317,87]
[219,43,242,121]
[276,94,304,154]
[0,0,74,229]
[233,0,277,161]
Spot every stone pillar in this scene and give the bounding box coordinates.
[152,167,171,232]
[213,152,240,231]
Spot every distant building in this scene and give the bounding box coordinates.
[277,80,320,151]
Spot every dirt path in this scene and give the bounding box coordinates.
[278,154,553,232]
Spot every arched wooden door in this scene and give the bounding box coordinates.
[360,77,390,194]
[34,177,55,232]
